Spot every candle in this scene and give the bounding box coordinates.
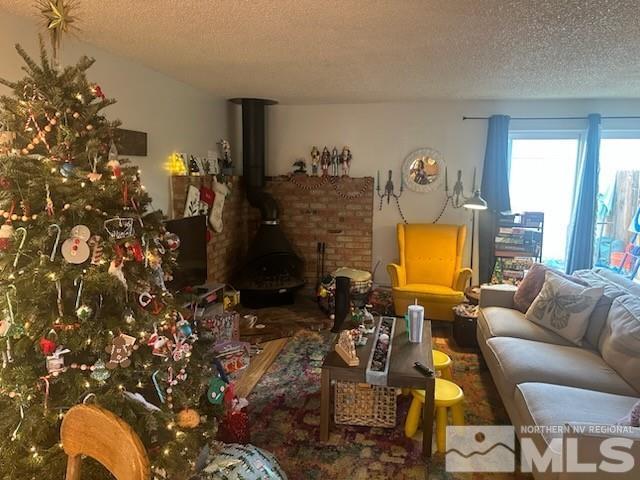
[472,167,477,191]
[445,167,448,193]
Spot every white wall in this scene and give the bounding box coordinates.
[260,99,640,285]
[0,11,229,214]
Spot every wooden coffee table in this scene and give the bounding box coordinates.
[320,317,435,459]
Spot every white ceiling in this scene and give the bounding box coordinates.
[2,0,640,103]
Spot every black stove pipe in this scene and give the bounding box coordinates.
[230,97,279,222]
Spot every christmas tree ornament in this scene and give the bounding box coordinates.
[146,324,171,357]
[70,224,91,240]
[0,223,14,251]
[209,179,230,233]
[108,258,127,289]
[104,217,134,239]
[90,83,106,100]
[87,154,102,183]
[163,232,180,251]
[59,161,76,178]
[207,376,227,405]
[177,408,201,428]
[74,274,84,307]
[123,391,161,412]
[46,346,70,374]
[61,226,90,264]
[75,304,93,321]
[90,359,111,381]
[107,142,122,178]
[88,235,103,264]
[105,333,136,369]
[45,182,55,216]
[149,255,167,291]
[0,313,11,337]
[171,335,191,361]
[124,308,135,324]
[48,224,61,261]
[125,239,144,262]
[38,339,55,358]
[176,316,193,338]
[12,227,27,267]
[138,291,153,308]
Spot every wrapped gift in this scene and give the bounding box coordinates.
[199,310,240,342]
[212,340,250,377]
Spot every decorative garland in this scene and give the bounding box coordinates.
[287,174,373,199]
[287,173,329,191]
[329,176,373,199]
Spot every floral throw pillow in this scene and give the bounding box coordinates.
[525,270,603,345]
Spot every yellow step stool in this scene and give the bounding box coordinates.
[404,378,465,453]
[402,349,453,396]
[432,349,453,380]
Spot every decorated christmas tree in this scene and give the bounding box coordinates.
[0,10,215,480]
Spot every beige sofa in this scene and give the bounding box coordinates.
[478,268,640,479]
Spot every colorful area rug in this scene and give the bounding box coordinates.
[248,329,519,480]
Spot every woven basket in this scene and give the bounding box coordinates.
[334,381,397,427]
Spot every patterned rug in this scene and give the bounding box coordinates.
[247,329,524,480]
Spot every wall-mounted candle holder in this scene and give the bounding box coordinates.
[376,170,408,223]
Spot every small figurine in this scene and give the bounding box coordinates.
[320,146,331,177]
[292,158,307,174]
[340,146,352,176]
[310,146,320,176]
[218,139,233,175]
[331,147,339,176]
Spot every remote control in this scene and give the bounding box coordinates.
[413,361,435,377]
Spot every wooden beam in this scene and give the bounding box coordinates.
[234,337,289,398]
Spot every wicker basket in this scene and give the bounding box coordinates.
[334,381,397,427]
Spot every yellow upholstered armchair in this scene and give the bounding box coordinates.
[387,224,472,321]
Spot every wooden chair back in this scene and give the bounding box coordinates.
[61,404,150,480]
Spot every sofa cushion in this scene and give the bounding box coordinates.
[594,268,640,297]
[572,269,627,348]
[515,382,640,446]
[513,263,588,313]
[525,270,603,345]
[479,306,575,347]
[486,337,637,397]
[599,295,640,393]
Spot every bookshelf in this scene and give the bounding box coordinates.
[491,212,544,285]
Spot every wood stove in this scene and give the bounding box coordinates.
[230,98,305,308]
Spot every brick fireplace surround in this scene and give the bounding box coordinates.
[170,175,374,293]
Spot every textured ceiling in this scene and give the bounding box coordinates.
[1,0,640,103]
